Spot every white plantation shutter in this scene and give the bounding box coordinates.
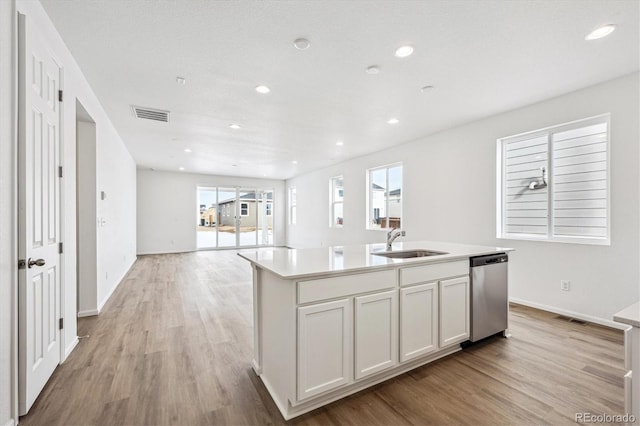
[498,114,610,245]
[552,121,608,239]
[503,134,549,237]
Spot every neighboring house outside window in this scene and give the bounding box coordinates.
[240,202,249,216]
[266,202,272,216]
[497,114,610,245]
[367,163,402,230]
[330,176,343,227]
[289,187,297,225]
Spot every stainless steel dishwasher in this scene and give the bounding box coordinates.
[469,253,508,342]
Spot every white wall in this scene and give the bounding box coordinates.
[287,73,639,325]
[0,0,17,423]
[137,169,285,254]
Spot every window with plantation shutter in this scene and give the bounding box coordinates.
[497,114,610,245]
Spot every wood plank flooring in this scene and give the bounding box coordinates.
[20,250,625,425]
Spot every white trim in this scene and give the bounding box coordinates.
[63,336,79,361]
[4,419,16,426]
[96,257,136,312]
[137,249,192,255]
[77,309,99,318]
[510,297,628,330]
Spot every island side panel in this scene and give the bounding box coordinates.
[257,268,297,415]
[251,264,262,374]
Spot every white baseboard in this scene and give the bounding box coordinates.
[510,297,628,330]
[137,249,191,255]
[4,418,15,426]
[97,257,136,312]
[63,336,79,361]
[77,309,99,317]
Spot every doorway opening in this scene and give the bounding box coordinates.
[197,186,274,249]
[75,101,97,316]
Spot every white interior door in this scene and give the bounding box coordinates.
[18,13,62,415]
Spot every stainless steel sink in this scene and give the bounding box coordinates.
[372,249,449,259]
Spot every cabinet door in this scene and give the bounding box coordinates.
[297,298,352,401]
[354,290,398,380]
[439,276,470,348]
[400,282,438,362]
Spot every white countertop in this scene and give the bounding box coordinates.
[238,240,514,280]
[614,302,640,328]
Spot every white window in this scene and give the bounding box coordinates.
[240,202,249,216]
[289,187,297,225]
[497,114,610,245]
[330,176,343,227]
[367,163,402,230]
[266,202,272,216]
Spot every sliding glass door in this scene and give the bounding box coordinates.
[197,186,274,249]
[256,189,274,246]
[197,187,218,249]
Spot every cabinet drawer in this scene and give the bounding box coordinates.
[400,260,468,287]
[298,269,397,304]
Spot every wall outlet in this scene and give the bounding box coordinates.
[560,280,571,291]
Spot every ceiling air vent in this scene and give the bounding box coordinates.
[131,105,170,123]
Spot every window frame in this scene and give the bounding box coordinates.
[240,202,249,217]
[288,187,297,225]
[366,162,403,231]
[329,175,344,228]
[496,113,611,245]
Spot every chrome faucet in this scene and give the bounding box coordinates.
[386,228,406,251]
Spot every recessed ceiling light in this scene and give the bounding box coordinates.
[176,76,186,85]
[366,65,380,75]
[293,38,311,50]
[336,141,344,146]
[229,123,241,130]
[184,148,192,153]
[292,160,298,165]
[421,85,434,92]
[395,45,414,58]
[387,118,399,125]
[232,164,238,167]
[255,85,271,94]
[585,24,616,40]
[179,167,185,171]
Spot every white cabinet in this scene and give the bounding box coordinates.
[354,290,398,379]
[439,276,470,348]
[297,298,352,401]
[400,282,438,362]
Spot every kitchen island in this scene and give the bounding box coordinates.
[239,241,513,420]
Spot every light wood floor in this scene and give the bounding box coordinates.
[21,250,625,425]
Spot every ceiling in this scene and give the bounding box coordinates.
[40,0,639,180]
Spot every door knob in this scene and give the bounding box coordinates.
[27,258,45,268]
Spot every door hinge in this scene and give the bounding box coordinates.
[58,90,63,102]
[59,318,64,330]
[58,166,63,178]
[58,242,63,254]
[18,259,26,269]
